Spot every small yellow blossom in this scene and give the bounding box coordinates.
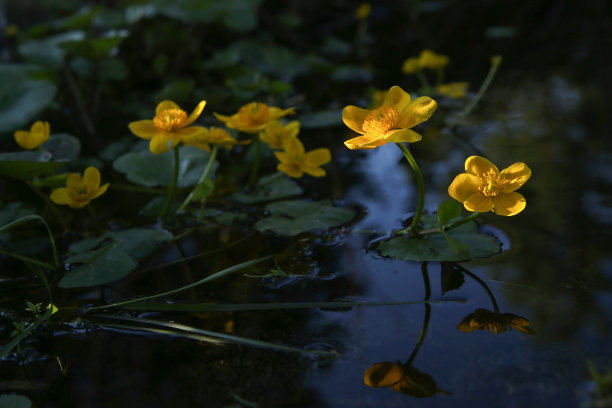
[14,121,50,150]
[448,156,531,216]
[437,82,469,98]
[50,167,109,209]
[259,120,300,149]
[184,127,250,152]
[342,85,437,150]
[214,102,295,134]
[274,136,331,178]
[419,49,449,69]
[128,100,208,154]
[401,57,421,74]
[355,2,371,19]
[457,308,534,334]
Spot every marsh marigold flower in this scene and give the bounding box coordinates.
[214,102,295,134]
[418,49,449,69]
[448,156,531,216]
[50,167,109,209]
[128,100,208,154]
[184,127,250,152]
[457,308,534,334]
[355,2,371,19]
[342,86,437,150]
[259,120,300,149]
[274,136,331,178]
[401,57,421,74]
[437,82,469,99]
[14,121,50,150]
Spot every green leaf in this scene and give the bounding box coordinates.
[378,215,501,262]
[0,394,32,408]
[31,173,69,188]
[59,244,138,288]
[255,200,355,236]
[42,133,81,161]
[68,227,173,261]
[0,202,36,241]
[60,31,127,60]
[437,200,462,228]
[0,64,57,133]
[17,31,86,70]
[331,65,372,82]
[440,262,466,294]
[192,179,215,201]
[201,208,247,225]
[233,173,302,203]
[113,145,216,188]
[0,152,65,180]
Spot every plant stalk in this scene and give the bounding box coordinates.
[160,146,180,219]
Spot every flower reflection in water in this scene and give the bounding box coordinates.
[457,308,534,334]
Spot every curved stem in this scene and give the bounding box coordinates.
[248,135,261,187]
[416,70,432,94]
[444,212,481,232]
[406,262,431,366]
[160,146,180,219]
[457,264,499,312]
[395,143,426,233]
[176,143,218,214]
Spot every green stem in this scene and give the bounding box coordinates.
[457,264,499,312]
[160,146,180,219]
[248,135,262,187]
[395,143,426,233]
[176,144,218,214]
[447,55,502,128]
[0,305,56,359]
[24,262,53,302]
[87,203,98,226]
[444,212,481,232]
[26,181,64,223]
[436,67,445,87]
[0,248,55,271]
[416,70,432,94]
[0,214,59,270]
[406,262,431,366]
[83,255,273,312]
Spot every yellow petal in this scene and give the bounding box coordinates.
[396,97,437,128]
[274,151,291,164]
[304,148,331,166]
[14,130,35,150]
[268,107,296,120]
[344,134,385,150]
[465,156,499,178]
[91,182,110,199]
[149,134,177,154]
[277,163,302,178]
[50,188,71,205]
[302,166,326,177]
[69,200,89,209]
[66,173,82,188]
[155,100,180,115]
[448,173,481,202]
[382,86,412,113]
[82,167,101,189]
[286,121,300,138]
[129,120,160,140]
[492,192,526,216]
[364,362,403,388]
[185,100,207,126]
[176,126,209,143]
[342,105,369,134]
[282,135,305,156]
[383,128,422,144]
[464,193,494,212]
[500,162,531,192]
[31,121,46,133]
[213,112,232,123]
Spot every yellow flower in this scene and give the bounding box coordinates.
[214,102,295,134]
[457,308,534,334]
[418,49,449,69]
[128,100,208,154]
[184,127,250,152]
[355,2,371,19]
[437,82,469,98]
[50,167,109,209]
[14,121,50,150]
[370,89,388,108]
[274,136,331,178]
[448,156,531,216]
[259,120,300,149]
[401,57,421,74]
[342,85,437,150]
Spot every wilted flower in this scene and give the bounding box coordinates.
[342,85,437,150]
[274,136,331,178]
[184,127,250,152]
[448,156,531,216]
[457,308,534,334]
[437,82,469,98]
[14,121,50,150]
[364,362,451,398]
[259,120,300,149]
[50,167,109,209]
[128,100,208,154]
[214,102,295,134]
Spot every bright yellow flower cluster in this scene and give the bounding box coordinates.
[402,49,449,74]
[50,167,109,209]
[14,121,50,150]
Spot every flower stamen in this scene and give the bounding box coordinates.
[361,105,399,135]
[153,109,188,132]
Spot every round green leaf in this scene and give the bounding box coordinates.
[233,173,302,203]
[0,151,65,180]
[42,133,81,161]
[59,245,138,288]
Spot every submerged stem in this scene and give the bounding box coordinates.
[160,146,180,219]
[176,143,218,215]
[406,263,431,366]
[395,143,426,233]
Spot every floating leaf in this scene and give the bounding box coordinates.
[201,208,247,225]
[255,200,355,236]
[59,244,138,288]
[233,173,302,204]
[378,215,501,262]
[42,133,81,161]
[0,152,64,180]
[113,146,217,188]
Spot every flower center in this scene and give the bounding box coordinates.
[238,102,270,126]
[153,108,188,132]
[72,184,90,202]
[480,177,504,197]
[362,105,399,135]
